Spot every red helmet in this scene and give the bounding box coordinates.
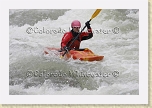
[71,20,81,28]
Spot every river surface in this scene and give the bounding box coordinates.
[9,9,139,95]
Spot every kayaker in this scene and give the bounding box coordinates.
[60,20,93,51]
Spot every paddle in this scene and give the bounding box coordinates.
[61,9,102,58]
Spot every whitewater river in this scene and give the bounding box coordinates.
[9,9,139,95]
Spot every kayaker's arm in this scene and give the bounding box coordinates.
[81,31,93,40]
[81,21,93,40]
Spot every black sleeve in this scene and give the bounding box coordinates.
[81,32,93,41]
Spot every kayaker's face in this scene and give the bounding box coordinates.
[73,27,80,33]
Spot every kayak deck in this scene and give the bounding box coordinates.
[44,47,104,61]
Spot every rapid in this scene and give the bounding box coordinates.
[9,9,139,95]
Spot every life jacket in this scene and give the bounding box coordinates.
[61,29,93,50]
[61,31,80,50]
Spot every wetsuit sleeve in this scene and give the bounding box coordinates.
[61,33,72,50]
[81,28,93,41]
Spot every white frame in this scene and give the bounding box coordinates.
[0,0,148,104]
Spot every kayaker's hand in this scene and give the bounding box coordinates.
[64,46,69,52]
[85,21,91,29]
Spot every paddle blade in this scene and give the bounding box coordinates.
[91,9,102,20]
[60,55,63,59]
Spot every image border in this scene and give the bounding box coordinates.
[0,0,150,106]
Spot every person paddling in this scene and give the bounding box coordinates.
[60,20,93,51]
